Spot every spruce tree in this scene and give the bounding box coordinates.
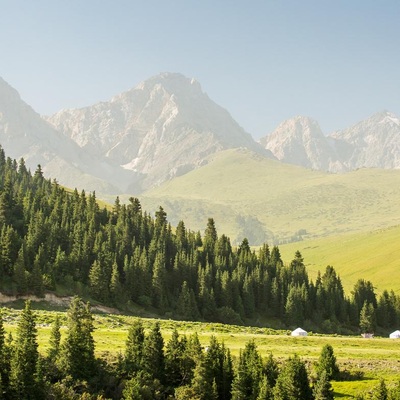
[13,245,28,294]
[359,301,376,334]
[313,370,334,400]
[0,311,10,397]
[152,252,168,310]
[231,340,263,400]
[30,253,44,297]
[273,354,313,400]
[60,296,96,381]
[142,321,165,384]
[110,261,123,305]
[316,344,339,380]
[264,353,279,388]
[88,260,109,302]
[165,329,185,389]
[180,333,203,386]
[10,300,39,399]
[257,376,273,400]
[222,346,234,400]
[124,319,145,376]
[48,315,61,361]
[189,354,218,400]
[370,378,388,400]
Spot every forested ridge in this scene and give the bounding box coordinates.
[0,144,399,335]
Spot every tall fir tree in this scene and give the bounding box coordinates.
[0,311,10,397]
[9,300,40,399]
[142,322,165,384]
[316,344,339,380]
[273,354,313,400]
[59,296,96,381]
[124,319,145,376]
[231,340,263,400]
[359,301,377,334]
[48,315,61,362]
[313,370,334,400]
[165,329,185,389]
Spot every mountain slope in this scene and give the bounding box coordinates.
[279,225,400,294]
[331,111,400,170]
[138,148,400,244]
[260,116,345,172]
[0,77,131,193]
[260,111,400,173]
[47,72,272,192]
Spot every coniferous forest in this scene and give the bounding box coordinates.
[0,145,398,334]
[1,296,357,400]
[1,145,400,398]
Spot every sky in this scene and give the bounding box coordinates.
[1,0,399,139]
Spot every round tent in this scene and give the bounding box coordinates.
[390,330,400,339]
[291,327,307,337]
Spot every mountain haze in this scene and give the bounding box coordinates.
[260,111,400,172]
[47,72,272,192]
[140,148,400,244]
[260,116,345,172]
[0,77,129,193]
[331,111,400,170]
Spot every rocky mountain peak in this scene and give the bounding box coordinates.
[47,72,270,192]
[259,115,344,171]
[261,110,400,173]
[0,76,22,101]
[330,111,400,170]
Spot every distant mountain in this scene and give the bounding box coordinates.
[259,116,345,172]
[139,148,400,244]
[331,111,400,170]
[260,111,400,172]
[0,76,130,193]
[3,71,400,203]
[47,72,272,192]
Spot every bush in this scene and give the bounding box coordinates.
[216,307,243,325]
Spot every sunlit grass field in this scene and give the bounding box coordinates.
[279,224,400,295]
[137,148,400,246]
[3,309,400,399]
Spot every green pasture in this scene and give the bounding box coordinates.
[136,148,400,245]
[279,224,400,295]
[3,309,400,399]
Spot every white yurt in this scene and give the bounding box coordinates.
[291,327,307,337]
[389,330,400,339]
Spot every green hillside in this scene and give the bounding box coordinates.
[278,225,400,296]
[139,148,400,244]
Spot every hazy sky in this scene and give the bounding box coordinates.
[1,0,399,138]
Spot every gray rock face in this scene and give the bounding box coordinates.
[47,72,271,192]
[0,77,128,193]
[2,72,399,198]
[260,112,400,172]
[331,111,400,170]
[260,116,345,172]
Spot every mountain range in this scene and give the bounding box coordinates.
[3,72,400,194]
[260,112,400,172]
[1,72,400,243]
[46,73,271,193]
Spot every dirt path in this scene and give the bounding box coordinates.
[0,292,121,314]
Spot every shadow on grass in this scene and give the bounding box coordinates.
[333,392,353,398]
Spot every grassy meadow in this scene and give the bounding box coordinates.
[137,148,400,245]
[279,224,400,295]
[3,307,400,399]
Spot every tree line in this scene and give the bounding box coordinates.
[0,145,399,334]
[0,297,343,399]
[2,299,400,399]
